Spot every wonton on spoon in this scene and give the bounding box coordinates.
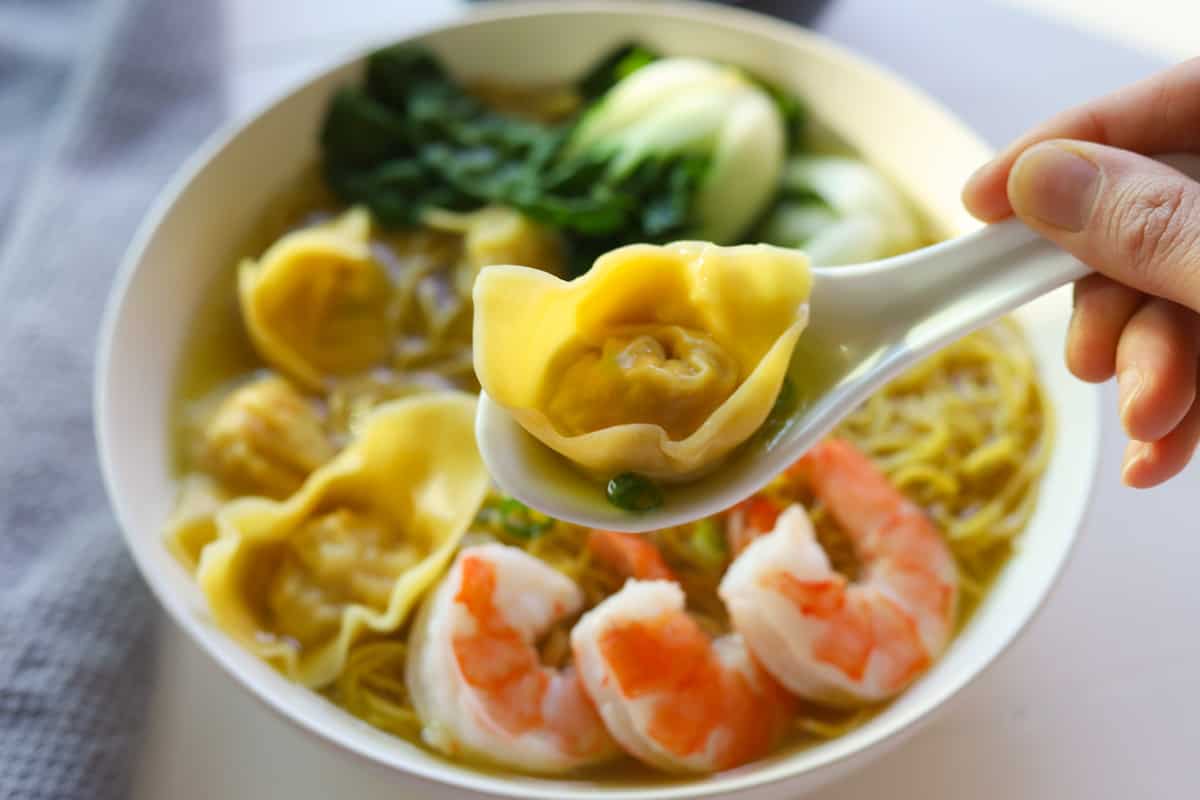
[473,241,811,483]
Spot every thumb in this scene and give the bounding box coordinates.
[1007,139,1200,311]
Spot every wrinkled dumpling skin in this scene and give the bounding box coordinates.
[200,374,335,499]
[239,207,392,389]
[164,472,230,571]
[196,392,489,687]
[473,241,811,481]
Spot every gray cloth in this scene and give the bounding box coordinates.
[0,0,91,245]
[0,0,223,797]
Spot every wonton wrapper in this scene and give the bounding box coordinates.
[239,207,392,390]
[200,374,335,499]
[423,205,565,295]
[165,473,230,572]
[196,392,488,687]
[474,241,811,481]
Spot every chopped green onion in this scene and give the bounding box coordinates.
[689,519,727,567]
[500,498,554,539]
[606,472,664,512]
[480,497,554,539]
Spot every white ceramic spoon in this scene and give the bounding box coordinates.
[476,154,1199,532]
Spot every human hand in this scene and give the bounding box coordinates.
[963,58,1200,488]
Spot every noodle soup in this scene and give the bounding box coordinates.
[164,42,1050,781]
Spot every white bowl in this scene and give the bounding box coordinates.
[95,2,1100,798]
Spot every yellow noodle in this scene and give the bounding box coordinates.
[329,641,421,739]
[834,318,1053,589]
[795,708,877,740]
[890,462,960,498]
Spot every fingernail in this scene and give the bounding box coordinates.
[1010,142,1101,232]
[1118,368,1143,427]
[1122,441,1151,485]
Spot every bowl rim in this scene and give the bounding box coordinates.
[94,1,1103,797]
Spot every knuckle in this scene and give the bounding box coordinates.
[1107,178,1198,280]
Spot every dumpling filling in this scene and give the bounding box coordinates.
[267,509,421,647]
[545,326,739,440]
[201,375,334,499]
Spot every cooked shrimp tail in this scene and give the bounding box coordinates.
[586,529,678,581]
[406,544,620,773]
[720,438,958,704]
[571,580,795,773]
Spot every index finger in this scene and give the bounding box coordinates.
[963,57,1200,221]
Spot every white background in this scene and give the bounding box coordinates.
[133,2,1200,798]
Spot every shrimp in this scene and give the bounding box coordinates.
[586,528,677,581]
[720,438,958,705]
[725,495,785,556]
[571,580,795,773]
[406,544,620,773]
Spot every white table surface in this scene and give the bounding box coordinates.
[132,2,1200,798]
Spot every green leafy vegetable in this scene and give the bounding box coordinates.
[756,155,924,265]
[578,43,660,100]
[606,472,664,513]
[321,46,561,227]
[319,43,803,274]
[688,519,728,568]
[749,75,809,151]
[321,43,714,273]
[565,57,787,244]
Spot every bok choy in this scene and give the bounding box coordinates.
[319,44,790,274]
[566,57,786,244]
[757,155,924,265]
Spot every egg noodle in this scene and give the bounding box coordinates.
[833,319,1052,608]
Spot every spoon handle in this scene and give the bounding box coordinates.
[806,216,1088,380]
[884,217,1086,363]
[838,153,1200,370]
